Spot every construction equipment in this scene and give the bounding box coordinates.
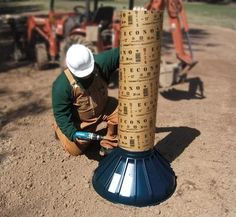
[145,0,198,86]
[26,0,98,69]
[25,0,78,69]
[107,0,197,87]
[4,0,118,71]
[59,0,117,68]
[8,0,116,70]
[68,0,197,87]
[7,0,196,87]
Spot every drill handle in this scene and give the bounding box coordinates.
[74,131,104,141]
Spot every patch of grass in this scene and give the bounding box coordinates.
[0,0,45,14]
[98,1,236,30]
[1,1,235,30]
[184,3,236,30]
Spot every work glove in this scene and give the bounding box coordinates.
[100,136,118,157]
[99,123,118,156]
[100,135,118,149]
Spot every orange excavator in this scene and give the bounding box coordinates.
[145,0,198,86]
[7,0,196,87]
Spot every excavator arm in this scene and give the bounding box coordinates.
[147,0,197,73]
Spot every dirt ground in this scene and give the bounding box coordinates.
[0,24,236,217]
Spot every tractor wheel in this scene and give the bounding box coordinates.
[35,43,48,70]
[60,35,97,70]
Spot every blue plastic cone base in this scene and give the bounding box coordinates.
[92,147,176,207]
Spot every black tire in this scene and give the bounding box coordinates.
[35,43,48,70]
[59,34,97,70]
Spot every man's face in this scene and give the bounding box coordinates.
[79,66,96,80]
[81,73,93,80]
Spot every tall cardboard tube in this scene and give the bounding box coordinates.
[118,10,163,152]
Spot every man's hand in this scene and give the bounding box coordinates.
[100,135,118,149]
[75,138,90,145]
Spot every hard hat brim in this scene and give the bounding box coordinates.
[66,48,95,78]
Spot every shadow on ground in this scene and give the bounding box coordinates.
[85,141,103,162]
[162,28,213,54]
[85,126,200,163]
[0,152,10,164]
[155,126,200,163]
[160,77,205,101]
[0,100,49,130]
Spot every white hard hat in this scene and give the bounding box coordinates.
[66,44,94,78]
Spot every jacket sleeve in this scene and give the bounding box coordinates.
[52,74,78,141]
[94,48,120,82]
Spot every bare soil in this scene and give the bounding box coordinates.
[0,25,236,217]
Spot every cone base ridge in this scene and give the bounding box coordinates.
[92,148,176,207]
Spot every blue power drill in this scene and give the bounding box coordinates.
[74,131,104,141]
